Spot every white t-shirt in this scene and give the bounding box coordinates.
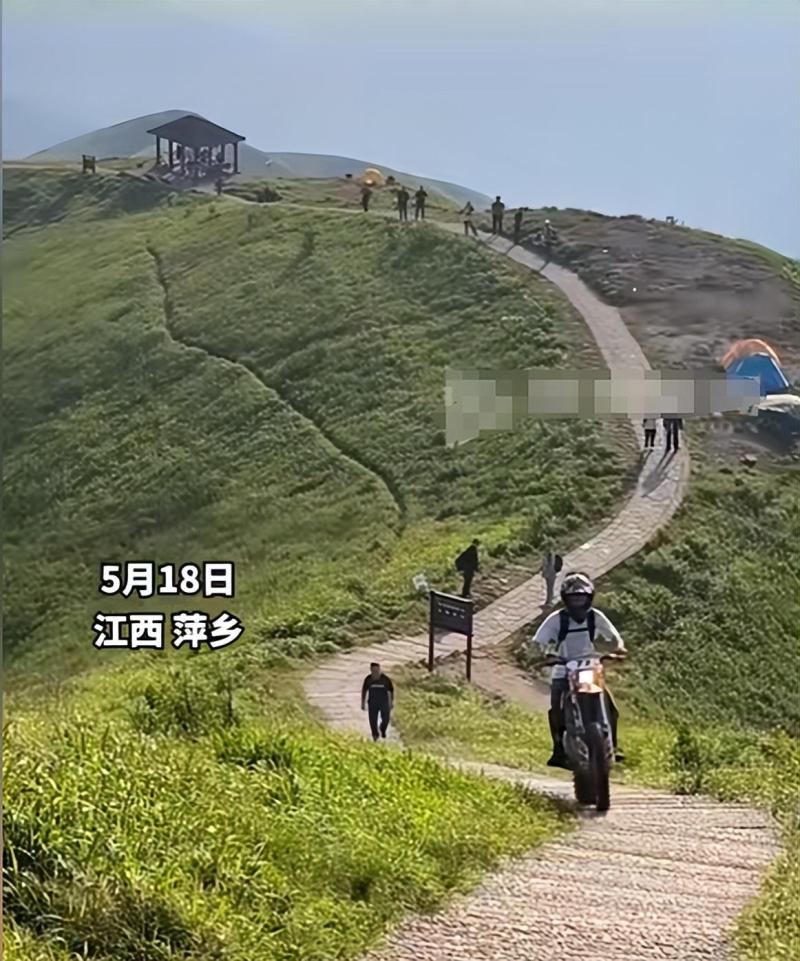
[532,608,624,679]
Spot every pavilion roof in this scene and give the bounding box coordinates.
[147,114,245,149]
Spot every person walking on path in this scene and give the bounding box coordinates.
[460,201,479,237]
[361,185,372,212]
[361,662,394,741]
[491,196,506,234]
[455,538,480,597]
[396,185,410,222]
[214,177,224,197]
[643,416,657,450]
[541,548,562,606]
[663,415,683,452]
[414,186,428,220]
[513,207,525,245]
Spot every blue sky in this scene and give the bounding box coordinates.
[3,0,799,255]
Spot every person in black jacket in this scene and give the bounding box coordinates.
[414,187,428,220]
[455,538,480,597]
[361,663,394,741]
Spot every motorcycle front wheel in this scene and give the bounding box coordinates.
[587,722,611,812]
[573,765,597,806]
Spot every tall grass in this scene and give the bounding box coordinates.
[3,659,568,961]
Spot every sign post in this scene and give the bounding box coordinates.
[427,590,475,681]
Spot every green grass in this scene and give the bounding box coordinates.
[3,655,569,961]
[2,167,181,236]
[3,170,631,681]
[3,167,620,960]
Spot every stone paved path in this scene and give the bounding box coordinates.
[304,230,690,736]
[302,231,780,959]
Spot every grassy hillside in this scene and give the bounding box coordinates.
[2,167,178,236]
[3,169,631,681]
[2,167,633,959]
[4,656,568,961]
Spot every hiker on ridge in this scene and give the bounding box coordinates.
[414,186,428,220]
[460,201,479,237]
[513,207,525,245]
[491,196,505,234]
[396,185,410,222]
[455,538,480,597]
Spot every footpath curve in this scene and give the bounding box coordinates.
[304,230,779,960]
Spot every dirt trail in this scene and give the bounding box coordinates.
[303,230,780,959]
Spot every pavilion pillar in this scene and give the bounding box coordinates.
[168,140,174,168]
[233,141,239,174]
[156,136,161,164]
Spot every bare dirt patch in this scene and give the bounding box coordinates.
[506,208,800,377]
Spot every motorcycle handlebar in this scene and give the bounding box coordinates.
[543,652,626,666]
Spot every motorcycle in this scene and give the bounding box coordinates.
[546,653,624,813]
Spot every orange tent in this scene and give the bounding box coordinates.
[362,167,385,187]
[721,338,781,369]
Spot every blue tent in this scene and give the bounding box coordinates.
[727,353,790,396]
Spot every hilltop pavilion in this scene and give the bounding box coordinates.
[147,114,245,179]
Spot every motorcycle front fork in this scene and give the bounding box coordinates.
[565,692,612,743]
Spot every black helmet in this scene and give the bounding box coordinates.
[560,572,594,619]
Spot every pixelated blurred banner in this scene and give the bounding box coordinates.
[444,367,761,446]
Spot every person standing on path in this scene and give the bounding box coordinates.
[491,196,506,234]
[361,185,372,212]
[396,185,410,222]
[513,207,525,245]
[541,548,562,606]
[670,415,684,451]
[460,201,479,237]
[663,415,683,452]
[414,187,428,220]
[643,416,657,450]
[455,538,480,597]
[361,662,394,741]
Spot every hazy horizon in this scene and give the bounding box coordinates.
[3,0,799,256]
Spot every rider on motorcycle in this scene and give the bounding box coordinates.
[531,571,627,770]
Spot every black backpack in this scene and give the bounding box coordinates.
[558,608,596,644]
[455,552,465,573]
[554,554,563,573]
